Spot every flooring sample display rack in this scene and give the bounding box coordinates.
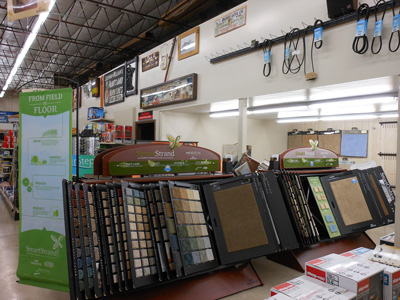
[63,174,267,300]
[267,147,394,272]
[63,147,395,298]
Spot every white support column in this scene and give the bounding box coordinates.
[238,98,248,155]
[153,110,161,140]
[395,78,400,247]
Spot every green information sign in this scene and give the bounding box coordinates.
[17,88,72,292]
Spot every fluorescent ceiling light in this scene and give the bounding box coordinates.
[210,99,238,112]
[309,77,394,100]
[250,105,308,114]
[278,109,319,118]
[379,113,399,118]
[320,114,378,121]
[309,97,396,108]
[0,0,56,97]
[209,111,239,118]
[276,117,319,123]
[320,105,375,116]
[251,90,306,107]
[380,103,398,112]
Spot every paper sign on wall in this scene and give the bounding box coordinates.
[16,88,72,292]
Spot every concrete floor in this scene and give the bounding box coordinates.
[0,197,392,300]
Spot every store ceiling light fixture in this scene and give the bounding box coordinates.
[209,110,239,118]
[0,0,56,98]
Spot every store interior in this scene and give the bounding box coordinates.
[0,0,400,299]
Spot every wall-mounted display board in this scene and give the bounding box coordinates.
[302,131,318,148]
[140,73,197,109]
[318,130,341,155]
[288,131,303,149]
[340,130,368,157]
[214,5,247,37]
[142,51,159,72]
[125,57,138,96]
[103,65,125,106]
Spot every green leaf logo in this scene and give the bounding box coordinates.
[309,139,318,151]
[167,134,181,150]
[51,235,63,250]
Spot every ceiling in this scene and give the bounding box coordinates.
[0,0,246,94]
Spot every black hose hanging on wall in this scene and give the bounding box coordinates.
[371,0,386,54]
[389,0,400,52]
[352,3,370,54]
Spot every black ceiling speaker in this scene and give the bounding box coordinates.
[326,0,358,19]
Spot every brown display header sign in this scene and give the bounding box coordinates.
[103,144,220,176]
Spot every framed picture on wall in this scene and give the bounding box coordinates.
[125,57,138,96]
[140,73,197,109]
[178,27,199,60]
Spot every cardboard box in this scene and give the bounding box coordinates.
[266,293,294,300]
[271,275,356,300]
[305,254,384,300]
[341,247,400,300]
[87,107,104,120]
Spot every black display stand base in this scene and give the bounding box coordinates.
[102,262,262,300]
[267,232,375,272]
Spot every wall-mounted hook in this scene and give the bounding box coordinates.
[302,21,310,28]
[204,56,211,62]
[223,49,229,54]
[237,44,244,49]
[281,29,287,35]
[215,52,223,57]
[244,42,250,47]
[229,47,236,52]
[270,33,278,39]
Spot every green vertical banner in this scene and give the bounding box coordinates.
[16,88,72,292]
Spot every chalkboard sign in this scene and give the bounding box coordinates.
[103,65,125,106]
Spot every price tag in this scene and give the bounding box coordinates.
[314,27,323,42]
[285,47,291,60]
[356,19,368,37]
[264,51,271,64]
[292,50,300,55]
[374,20,383,37]
[392,14,400,32]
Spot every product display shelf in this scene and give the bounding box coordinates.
[89,118,114,123]
[11,144,18,219]
[0,184,18,220]
[63,174,263,300]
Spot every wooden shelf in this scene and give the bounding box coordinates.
[89,118,114,123]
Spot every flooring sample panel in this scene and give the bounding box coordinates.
[302,135,318,148]
[214,184,268,253]
[340,133,368,157]
[288,135,303,149]
[318,134,341,155]
[329,177,372,226]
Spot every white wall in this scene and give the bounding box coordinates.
[160,111,289,161]
[2,0,399,147]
